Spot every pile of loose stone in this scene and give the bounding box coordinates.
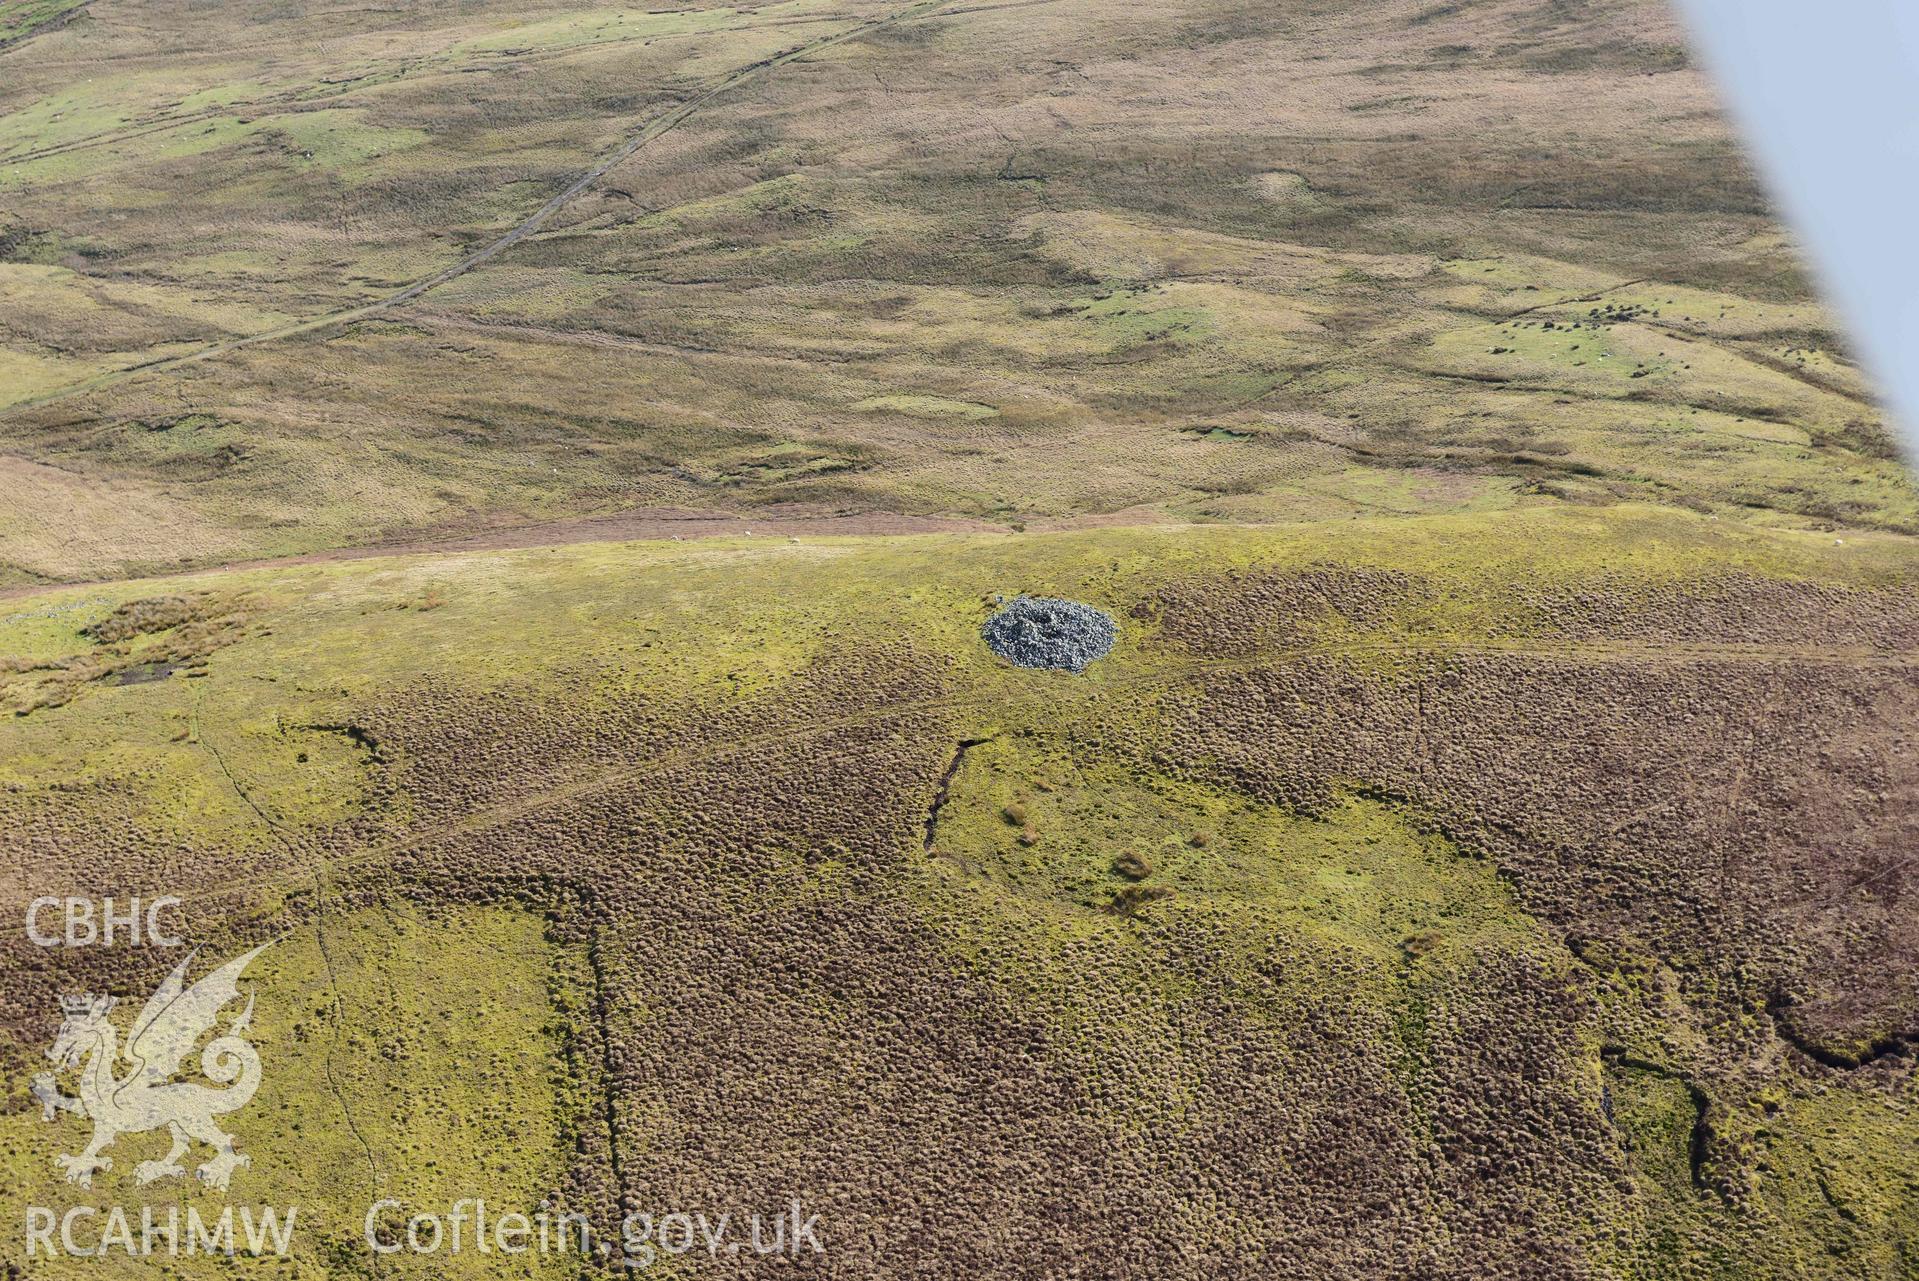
[982,596,1118,672]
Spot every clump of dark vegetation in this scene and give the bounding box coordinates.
[1401,929,1444,957]
[83,594,202,643]
[1107,883,1175,916]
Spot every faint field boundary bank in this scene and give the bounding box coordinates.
[0,506,1012,600]
[0,0,963,416]
[0,0,90,53]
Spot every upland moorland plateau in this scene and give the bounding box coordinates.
[0,0,1914,1276]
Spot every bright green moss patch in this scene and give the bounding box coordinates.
[1074,286,1212,350]
[922,738,1541,963]
[259,109,427,178]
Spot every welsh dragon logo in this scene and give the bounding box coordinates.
[31,944,270,1193]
